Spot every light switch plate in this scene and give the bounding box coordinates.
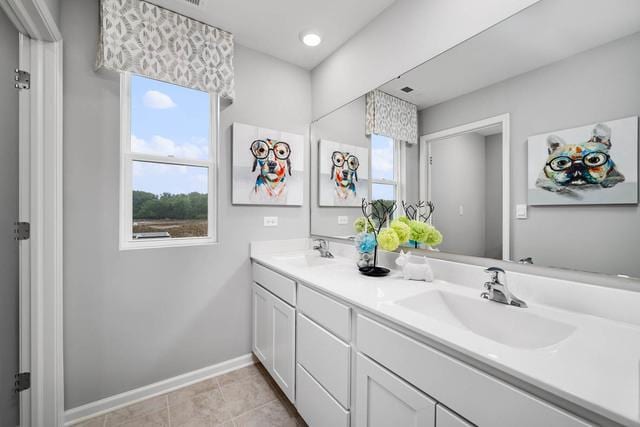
[458,205,464,216]
[338,216,349,225]
[263,216,278,227]
[516,204,528,219]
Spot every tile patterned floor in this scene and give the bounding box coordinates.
[72,363,307,427]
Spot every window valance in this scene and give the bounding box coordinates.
[96,0,235,100]
[365,90,418,144]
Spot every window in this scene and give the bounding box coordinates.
[370,134,405,209]
[120,73,218,249]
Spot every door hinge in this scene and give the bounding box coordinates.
[14,69,30,90]
[14,372,30,393]
[429,155,433,165]
[14,222,30,240]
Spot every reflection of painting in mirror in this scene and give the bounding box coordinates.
[319,139,369,206]
[528,117,638,205]
[232,122,304,205]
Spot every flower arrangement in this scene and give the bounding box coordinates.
[400,201,443,249]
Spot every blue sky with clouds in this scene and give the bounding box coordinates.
[131,75,210,195]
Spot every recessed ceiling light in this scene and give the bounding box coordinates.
[299,31,322,47]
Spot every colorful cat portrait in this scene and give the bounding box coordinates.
[249,138,292,202]
[330,151,360,201]
[536,123,625,193]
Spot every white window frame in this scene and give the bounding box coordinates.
[119,72,219,250]
[369,135,407,208]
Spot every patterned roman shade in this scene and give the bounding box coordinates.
[365,90,418,144]
[96,0,235,100]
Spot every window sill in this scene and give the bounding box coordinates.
[119,236,218,251]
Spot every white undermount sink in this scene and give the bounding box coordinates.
[272,251,336,268]
[394,290,576,349]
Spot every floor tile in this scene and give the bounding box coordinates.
[169,388,233,427]
[70,415,105,427]
[118,408,169,427]
[104,394,168,426]
[234,400,298,427]
[217,364,260,387]
[168,378,220,406]
[219,371,278,418]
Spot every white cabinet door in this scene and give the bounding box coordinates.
[271,296,296,403]
[355,353,436,427]
[252,283,272,364]
[252,282,296,403]
[436,405,473,427]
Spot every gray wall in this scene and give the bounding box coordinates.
[0,9,19,425]
[62,0,311,409]
[310,0,539,118]
[484,133,503,259]
[310,96,369,238]
[429,133,486,257]
[419,32,640,277]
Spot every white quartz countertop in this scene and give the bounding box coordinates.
[251,246,640,427]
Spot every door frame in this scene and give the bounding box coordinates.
[1,0,64,424]
[419,113,510,261]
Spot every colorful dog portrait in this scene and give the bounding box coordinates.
[233,123,304,205]
[527,116,638,205]
[319,139,369,206]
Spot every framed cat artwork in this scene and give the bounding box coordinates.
[318,139,370,207]
[527,116,638,206]
[232,122,305,206]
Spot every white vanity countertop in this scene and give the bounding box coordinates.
[250,241,640,427]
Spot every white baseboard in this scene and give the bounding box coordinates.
[64,353,255,425]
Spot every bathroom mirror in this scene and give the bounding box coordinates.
[310,0,640,279]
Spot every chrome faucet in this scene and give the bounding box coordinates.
[313,239,334,258]
[480,267,527,308]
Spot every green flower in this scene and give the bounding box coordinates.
[425,227,443,247]
[396,215,411,225]
[378,228,400,252]
[390,219,410,243]
[353,217,373,233]
[408,220,430,243]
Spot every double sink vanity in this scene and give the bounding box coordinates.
[250,239,640,427]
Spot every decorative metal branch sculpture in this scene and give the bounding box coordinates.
[402,201,436,248]
[360,198,397,276]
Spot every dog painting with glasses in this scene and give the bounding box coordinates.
[232,122,304,206]
[319,139,369,207]
[527,117,638,206]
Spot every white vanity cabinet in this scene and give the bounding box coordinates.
[251,260,595,427]
[251,264,296,403]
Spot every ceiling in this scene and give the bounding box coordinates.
[380,0,640,110]
[147,0,397,69]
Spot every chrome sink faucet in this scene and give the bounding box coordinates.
[313,239,334,258]
[481,267,527,308]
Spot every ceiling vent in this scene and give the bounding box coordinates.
[400,86,414,93]
[181,0,202,7]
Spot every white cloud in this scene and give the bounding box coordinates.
[143,90,177,109]
[131,134,208,161]
[372,142,394,177]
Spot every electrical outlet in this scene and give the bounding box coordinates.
[516,204,528,219]
[263,216,278,227]
[338,216,349,225]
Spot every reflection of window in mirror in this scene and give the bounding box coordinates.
[370,134,405,216]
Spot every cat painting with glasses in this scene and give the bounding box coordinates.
[249,138,292,202]
[536,123,625,193]
[331,151,360,202]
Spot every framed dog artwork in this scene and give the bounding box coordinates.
[232,122,305,206]
[527,116,638,206]
[319,139,369,207]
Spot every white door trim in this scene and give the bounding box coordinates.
[0,0,61,41]
[419,113,511,261]
[19,35,65,427]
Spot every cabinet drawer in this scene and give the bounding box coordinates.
[252,262,296,306]
[298,285,351,341]
[436,405,473,427]
[297,313,351,408]
[357,315,591,427]
[296,364,350,427]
